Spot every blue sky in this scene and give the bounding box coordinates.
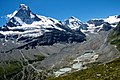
[0,0,120,26]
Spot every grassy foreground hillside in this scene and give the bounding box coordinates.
[48,57,120,80]
[47,22,120,80]
[0,61,22,80]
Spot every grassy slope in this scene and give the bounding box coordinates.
[0,61,22,80]
[0,54,45,80]
[49,58,120,80]
[48,22,120,80]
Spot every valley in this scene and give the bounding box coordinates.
[0,4,120,80]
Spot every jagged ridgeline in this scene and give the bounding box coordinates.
[0,4,86,47]
[0,4,86,80]
[47,22,120,80]
[0,4,120,80]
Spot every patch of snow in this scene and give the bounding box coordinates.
[84,23,96,33]
[8,25,40,30]
[14,17,26,25]
[114,45,117,48]
[59,68,72,72]
[111,24,117,28]
[20,4,28,10]
[91,18,103,21]
[74,51,98,63]
[0,28,44,37]
[72,63,82,69]
[48,17,60,24]
[7,10,18,18]
[22,32,42,37]
[12,41,15,43]
[53,51,99,77]
[97,24,104,32]
[91,54,99,62]
[54,71,66,77]
[54,68,71,77]
[30,13,35,18]
[64,16,82,30]
[104,15,120,24]
[69,16,81,22]
[2,43,5,46]
[0,31,22,35]
[85,23,104,33]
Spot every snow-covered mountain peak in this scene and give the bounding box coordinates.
[64,16,82,30]
[68,16,81,22]
[6,4,63,27]
[64,15,120,34]
[0,4,86,44]
[0,4,119,43]
[19,4,29,10]
[7,4,30,19]
[0,4,74,39]
[6,4,44,27]
[104,15,120,24]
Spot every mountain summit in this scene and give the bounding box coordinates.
[0,4,120,80]
[7,4,41,26]
[64,16,82,30]
[0,4,86,47]
[0,4,120,45]
[19,4,29,10]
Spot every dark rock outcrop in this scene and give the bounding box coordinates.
[87,19,104,26]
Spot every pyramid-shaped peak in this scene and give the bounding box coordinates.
[68,16,81,22]
[70,16,76,19]
[19,4,29,10]
[6,4,41,25]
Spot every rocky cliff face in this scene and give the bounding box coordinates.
[0,4,120,80]
[0,4,86,49]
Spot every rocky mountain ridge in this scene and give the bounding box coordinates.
[0,4,120,41]
[0,4,86,48]
[0,4,120,80]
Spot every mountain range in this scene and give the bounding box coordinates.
[0,4,120,41]
[0,4,120,80]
